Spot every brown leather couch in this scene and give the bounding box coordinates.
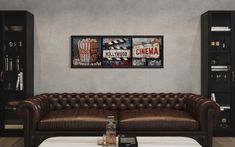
[17,93,219,147]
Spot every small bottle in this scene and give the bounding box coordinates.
[7,82,12,90]
[5,55,9,71]
[210,74,214,79]
[223,74,228,81]
[106,116,116,146]
[222,39,226,49]
[216,74,221,81]
[18,41,22,47]
[16,56,20,71]
[9,58,13,71]
[211,41,215,48]
[3,44,6,51]
[222,42,225,49]
[215,41,220,49]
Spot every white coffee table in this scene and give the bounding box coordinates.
[39,136,201,147]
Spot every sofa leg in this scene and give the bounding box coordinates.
[207,110,215,147]
[23,110,33,147]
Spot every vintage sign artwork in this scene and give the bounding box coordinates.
[132,37,162,67]
[102,37,132,67]
[72,37,102,67]
[71,36,163,68]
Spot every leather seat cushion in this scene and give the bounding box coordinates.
[119,109,199,131]
[38,109,117,131]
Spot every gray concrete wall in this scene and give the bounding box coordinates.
[0,0,235,94]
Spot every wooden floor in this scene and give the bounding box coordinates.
[0,137,234,147]
[213,137,235,147]
[0,137,23,147]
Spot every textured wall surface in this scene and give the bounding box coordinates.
[0,0,235,94]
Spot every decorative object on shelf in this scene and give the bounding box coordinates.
[71,36,164,68]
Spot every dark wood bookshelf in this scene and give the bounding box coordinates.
[0,11,34,136]
[201,11,235,136]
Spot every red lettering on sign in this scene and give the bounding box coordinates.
[154,48,159,54]
[136,48,159,55]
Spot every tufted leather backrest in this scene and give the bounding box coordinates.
[42,93,195,111]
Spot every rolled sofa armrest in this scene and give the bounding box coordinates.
[17,94,51,130]
[185,94,220,131]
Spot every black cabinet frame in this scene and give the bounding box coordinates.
[0,11,34,136]
[201,11,235,136]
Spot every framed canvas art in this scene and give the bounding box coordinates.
[71,36,102,67]
[71,36,163,68]
[132,36,163,67]
[102,37,132,67]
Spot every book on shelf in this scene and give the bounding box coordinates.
[211,65,229,69]
[16,72,23,90]
[211,93,216,102]
[5,106,17,111]
[211,68,229,71]
[211,26,231,32]
[4,124,23,129]
[211,65,230,71]
[220,105,231,111]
